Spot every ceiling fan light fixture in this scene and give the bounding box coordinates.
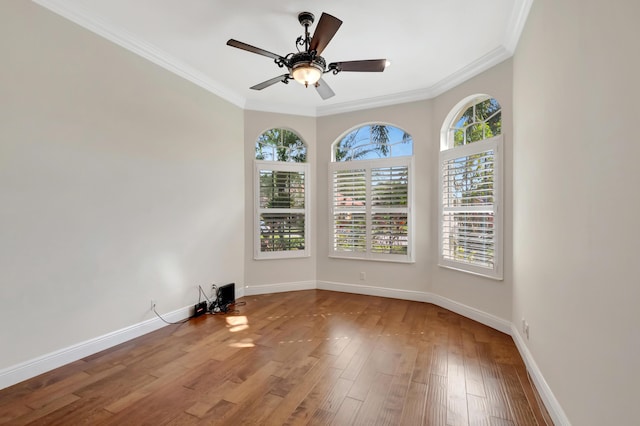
[292,61,323,87]
[227,11,386,99]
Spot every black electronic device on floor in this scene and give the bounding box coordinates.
[217,283,235,308]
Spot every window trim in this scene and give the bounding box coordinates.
[329,156,414,263]
[254,160,310,260]
[438,136,503,279]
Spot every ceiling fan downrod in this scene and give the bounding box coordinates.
[297,12,315,53]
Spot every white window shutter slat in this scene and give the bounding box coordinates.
[330,158,413,262]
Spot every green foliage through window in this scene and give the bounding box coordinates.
[255,128,308,258]
[256,128,306,162]
[334,124,413,162]
[440,96,502,278]
[451,97,501,147]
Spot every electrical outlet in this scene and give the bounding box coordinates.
[151,299,156,310]
[359,272,366,280]
[524,321,530,340]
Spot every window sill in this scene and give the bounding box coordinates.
[255,252,311,260]
[438,262,503,281]
[329,254,415,264]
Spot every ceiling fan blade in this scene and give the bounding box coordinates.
[227,39,283,61]
[250,74,290,91]
[309,13,342,56]
[329,59,387,72]
[315,78,335,100]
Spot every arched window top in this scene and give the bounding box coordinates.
[332,124,413,162]
[442,95,501,150]
[255,128,306,163]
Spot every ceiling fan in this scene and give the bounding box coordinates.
[226,11,387,100]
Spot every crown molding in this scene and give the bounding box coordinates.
[426,45,513,99]
[315,87,436,117]
[244,99,318,117]
[504,0,534,53]
[32,0,532,118]
[315,44,513,117]
[32,0,246,109]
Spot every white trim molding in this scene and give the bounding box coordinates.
[511,325,572,426]
[0,305,191,390]
[243,280,316,296]
[317,281,511,334]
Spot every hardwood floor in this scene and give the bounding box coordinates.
[0,290,550,425]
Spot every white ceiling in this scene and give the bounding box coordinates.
[33,0,532,116]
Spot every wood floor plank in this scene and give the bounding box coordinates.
[222,359,281,404]
[285,366,343,425]
[377,345,418,424]
[340,338,375,382]
[347,349,385,401]
[411,339,434,384]
[103,365,191,414]
[0,290,549,425]
[309,376,354,423]
[352,372,394,425]
[331,396,363,426]
[232,391,284,425]
[467,393,492,426]
[400,380,427,425]
[498,363,538,426]
[425,373,448,425]
[8,393,80,426]
[447,351,469,425]
[266,354,336,425]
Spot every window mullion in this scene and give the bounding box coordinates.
[365,167,372,256]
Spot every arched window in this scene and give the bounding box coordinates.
[256,128,307,162]
[329,124,414,262]
[254,128,309,259]
[333,124,413,161]
[439,95,503,279]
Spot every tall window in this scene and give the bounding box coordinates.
[255,128,309,259]
[439,96,503,279]
[330,124,414,262]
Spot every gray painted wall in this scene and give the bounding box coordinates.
[512,0,640,424]
[0,1,245,370]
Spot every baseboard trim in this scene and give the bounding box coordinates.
[317,281,511,334]
[0,282,567,426]
[0,305,191,390]
[243,280,316,296]
[511,325,571,426]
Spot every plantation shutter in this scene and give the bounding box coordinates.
[371,166,409,255]
[332,168,367,253]
[330,157,413,261]
[440,137,501,277]
[255,161,309,259]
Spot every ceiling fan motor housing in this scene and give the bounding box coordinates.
[290,52,325,71]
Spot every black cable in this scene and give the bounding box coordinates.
[153,284,244,322]
[198,285,213,304]
[209,300,246,315]
[152,305,191,325]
